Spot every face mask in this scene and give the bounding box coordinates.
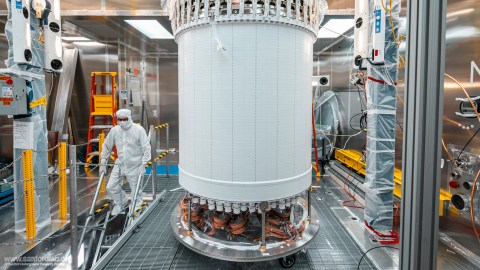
[118,120,130,130]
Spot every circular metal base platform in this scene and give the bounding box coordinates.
[170,199,320,262]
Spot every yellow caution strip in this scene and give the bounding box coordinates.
[154,123,169,129]
[23,150,36,239]
[145,151,169,168]
[134,202,148,216]
[95,202,111,214]
[29,96,46,109]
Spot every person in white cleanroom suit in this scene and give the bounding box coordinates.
[100,109,151,216]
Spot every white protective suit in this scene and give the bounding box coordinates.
[100,109,151,215]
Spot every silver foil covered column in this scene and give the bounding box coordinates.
[6,0,52,232]
[364,0,401,232]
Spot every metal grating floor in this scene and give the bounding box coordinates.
[103,176,376,270]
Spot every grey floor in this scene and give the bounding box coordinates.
[103,176,376,270]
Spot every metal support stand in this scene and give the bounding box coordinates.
[78,172,106,251]
[150,125,157,199]
[260,211,266,252]
[69,145,79,270]
[307,186,312,222]
[23,150,36,239]
[321,138,326,174]
[125,173,144,230]
[400,0,447,269]
[58,142,68,219]
[92,210,110,265]
[166,125,170,178]
[187,194,193,236]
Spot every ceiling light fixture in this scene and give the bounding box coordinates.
[72,41,105,47]
[318,19,355,39]
[62,36,90,41]
[124,20,173,39]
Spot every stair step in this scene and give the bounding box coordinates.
[88,151,100,157]
[91,112,112,116]
[90,125,113,130]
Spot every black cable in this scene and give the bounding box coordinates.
[457,126,480,161]
[357,246,399,270]
[356,85,367,111]
[349,112,365,132]
[359,113,367,131]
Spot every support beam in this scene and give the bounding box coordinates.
[400,0,447,269]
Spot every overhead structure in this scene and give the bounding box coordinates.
[168,0,325,262]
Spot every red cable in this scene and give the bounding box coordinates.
[312,102,320,174]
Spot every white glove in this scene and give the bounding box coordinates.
[99,159,107,175]
[140,163,147,175]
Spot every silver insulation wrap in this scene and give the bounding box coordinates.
[6,0,52,232]
[364,0,401,232]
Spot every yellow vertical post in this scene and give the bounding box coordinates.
[58,142,67,219]
[99,131,106,193]
[23,150,36,239]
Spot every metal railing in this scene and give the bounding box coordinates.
[0,122,172,269]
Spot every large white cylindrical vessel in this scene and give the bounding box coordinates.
[171,0,320,204]
[169,0,323,261]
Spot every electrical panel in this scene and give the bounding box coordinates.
[44,0,63,72]
[447,144,480,213]
[371,0,385,64]
[0,76,28,115]
[11,0,32,64]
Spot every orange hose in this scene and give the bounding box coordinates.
[312,101,320,175]
[445,73,480,242]
[442,139,455,163]
[445,73,480,124]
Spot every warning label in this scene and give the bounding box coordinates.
[2,87,13,98]
[0,97,13,105]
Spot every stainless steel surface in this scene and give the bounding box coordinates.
[329,206,399,270]
[171,198,320,262]
[322,164,399,269]
[326,161,366,206]
[50,48,79,138]
[70,145,79,270]
[92,190,167,270]
[437,234,480,269]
